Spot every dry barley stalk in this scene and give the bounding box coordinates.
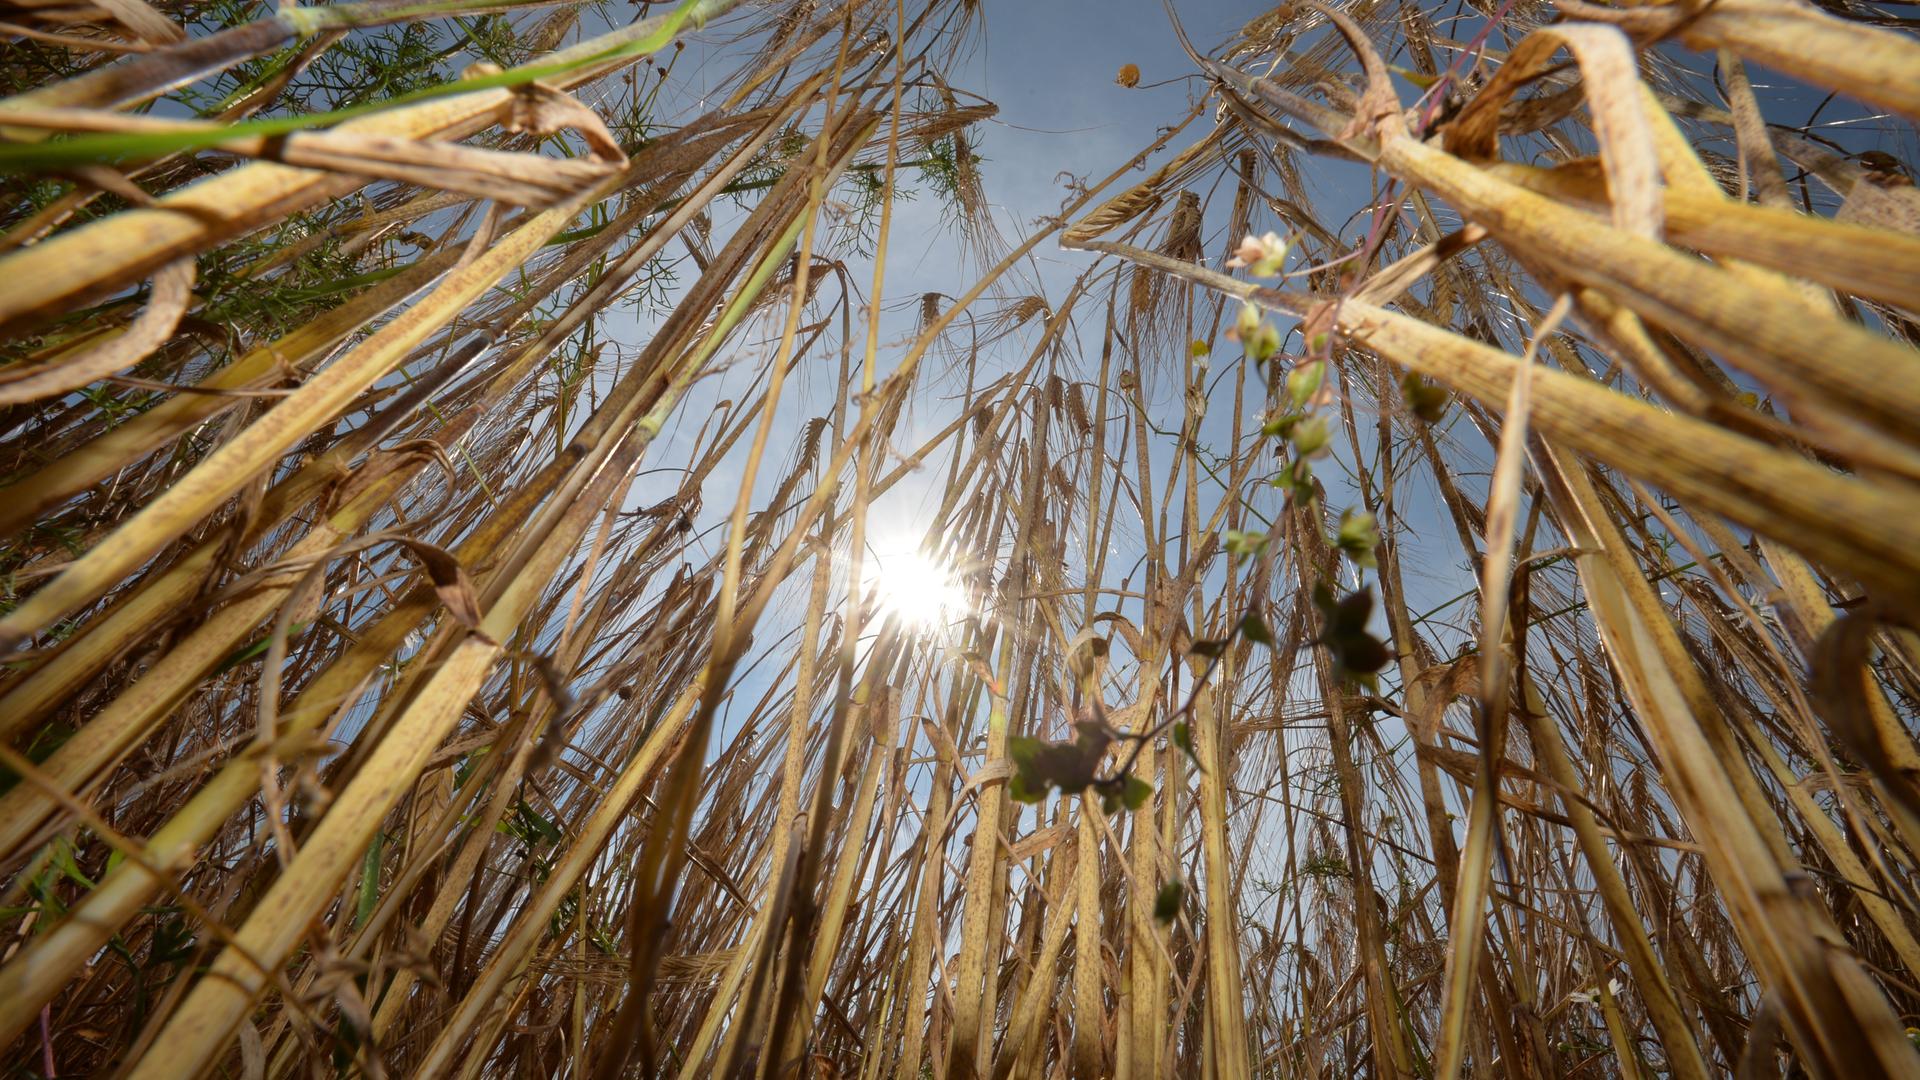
[3,1,1920,1078]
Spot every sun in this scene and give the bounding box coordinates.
[863,545,968,632]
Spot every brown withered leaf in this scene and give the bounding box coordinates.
[507,80,629,165]
[388,538,485,633]
[0,257,193,406]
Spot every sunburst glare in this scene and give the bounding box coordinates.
[862,545,968,633]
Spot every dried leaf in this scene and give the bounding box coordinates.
[90,0,186,45]
[390,538,485,632]
[506,81,629,165]
[0,258,193,405]
[236,1018,265,1080]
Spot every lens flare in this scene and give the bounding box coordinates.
[864,547,967,632]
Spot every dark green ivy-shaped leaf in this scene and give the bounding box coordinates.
[1154,880,1185,924]
[1008,735,1047,803]
[150,916,197,967]
[1008,723,1114,802]
[1189,637,1228,659]
[1239,611,1274,647]
[1401,372,1451,422]
[1009,734,1042,769]
[1009,770,1045,804]
[1312,583,1391,684]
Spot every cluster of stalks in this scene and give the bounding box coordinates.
[1,0,1918,1077]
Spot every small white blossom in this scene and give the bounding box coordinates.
[1226,231,1290,277]
[1567,978,1625,1007]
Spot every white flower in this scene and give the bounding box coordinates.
[1226,231,1290,276]
[1567,978,1625,1007]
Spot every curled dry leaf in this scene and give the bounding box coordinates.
[388,537,486,633]
[0,258,194,406]
[1809,603,1920,829]
[507,81,630,165]
[1440,22,1662,240]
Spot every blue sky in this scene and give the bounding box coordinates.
[302,0,1920,835]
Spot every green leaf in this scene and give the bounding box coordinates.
[1154,880,1185,923]
[1401,372,1450,422]
[1235,301,1262,340]
[1289,414,1330,458]
[1009,735,1043,773]
[502,801,564,847]
[1120,775,1152,811]
[1239,611,1275,647]
[1312,584,1391,684]
[1007,725,1114,801]
[1272,455,1318,507]
[149,917,197,967]
[52,838,95,890]
[1335,509,1380,570]
[212,621,311,675]
[590,925,620,955]
[1287,360,1325,408]
[1189,637,1228,659]
[1391,64,1445,90]
[453,748,489,789]
[1172,721,1201,769]
[1246,321,1281,364]
[354,833,385,928]
[1223,529,1268,560]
